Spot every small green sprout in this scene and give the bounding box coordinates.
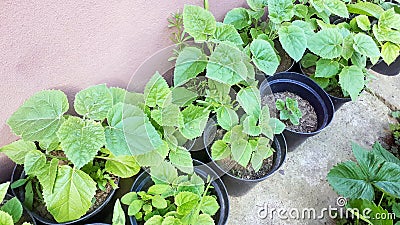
[276,97,302,126]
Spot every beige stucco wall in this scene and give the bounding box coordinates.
[0,0,247,146]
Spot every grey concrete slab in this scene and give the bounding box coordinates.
[228,92,393,225]
[367,71,400,111]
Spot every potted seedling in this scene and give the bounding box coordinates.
[261,72,334,151]
[0,182,36,225]
[327,142,400,224]
[121,160,229,225]
[1,85,146,224]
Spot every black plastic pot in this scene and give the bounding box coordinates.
[11,165,119,225]
[3,194,37,225]
[371,56,400,76]
[263,72,335,151]
[202,118,287,197]
[129,160,229,225]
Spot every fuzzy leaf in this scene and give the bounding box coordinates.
[308,28,343,59]
[74,84,113,120]
[216,106,239,131]
[250,39,280,75]
[342,34,355,60]
[381,42,400,65]
[112,199,125,225]
[211,140,231,160]
[180,105,210,140]
[268,0,294,24]
[105,155,140,178]
[338,66,364,101]
[24,150,46,176]
[223,8,251,30]
[200,196,219,216]
[152,195,168,209]
[268,118,286,134]
[194,214,214,225]
[231,139,252,167]
[175,192,200,215]
[315,59,340,78]
[151,161,178,185]
[278,24,307,62]
[0,140,36,164]
[144,72,172,108]
[237,87,261,118]
[183,5,216,42]
[325,0,349,18]
[169,147,193,174]
[7,90,68,141]
[379,8,400,30]
[355,15,371,31]
[44,166,97,223]
[353,33,380,58]
[171,87,198,107]
[174,47,207,87]
[212,22,244,45]
[247,0,268,10]
[57,117,105,169]
[0,211,13,225]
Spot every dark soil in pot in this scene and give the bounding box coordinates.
[262,91,318,133]
[2,194,36,225]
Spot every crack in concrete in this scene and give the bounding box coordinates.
[365,87,398,112]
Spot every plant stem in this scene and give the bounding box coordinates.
[378,193,385,207]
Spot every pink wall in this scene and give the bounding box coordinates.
[0,0,247,146]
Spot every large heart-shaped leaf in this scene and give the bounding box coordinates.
[174,47,207,87]
[105,103,163,156]
[278,24,307,62]
[379,8,400,30]
[0,140,36,164]
[325,0,349,18]
[7,90,68,142]
[183,5,216,42]
[223,8,251,30]
[381,42,400,65]
[212,22,244,46]
[268,0,294,24]
[206,43,248,85]
[250,39,280,75]
[57,116,105,169]
[308,28,343,59]
[353,33,380,58]
[44,166,97,223]
[74,84,113,121]
[338,66,364,101]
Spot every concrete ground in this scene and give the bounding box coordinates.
[228,72,400,225]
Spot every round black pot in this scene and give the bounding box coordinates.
[129,160,229,225]
[371,56,400,76]
[3,194,37,225]
[202,117,287,197]
[11,165,119,225]
[263,72,335,151]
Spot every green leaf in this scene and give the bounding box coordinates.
[247,0,268,10]
[1,197,23,223]
[175,191,200,215]
[0,140,36,164]
[0,182,10,203]
[105,155,140,178]
[347,199,393,225]
[278,24,307,62]
[148,184,174,197]
[347,2,384,19]
[0,211,13,225]
[44,165,97,223]
[109,87,127,106]
[315,59,339,78]
[183,5,216,42]
[268,0,294,24]
[379,8,400,30]
[338,66,364,101]
[231,139,252,167]
[128,200,143,216]
[237,87,261,118]
[382,42,400,65]
[325,0,349,18]
[152,195,168,209]
[353,33,380,58]
[372,142,400,166]
[24,181,33,210]
[174,47,207,87]
[171,87,198,107]
[211,140,231,160]
[310,0,325,12]
[351,52,367,68]
[37,158,59,196]
[112,199,125,225]
[291,20,315,40]
[212,23,244,46]
[342,34,355,60]
[355,15,371,31]
[310,76,330,89]
[200,196,219,216]
[135,142,169,167]
[7,90,68,141]
[206,43,248,85]
[252,137,274,172]
[275,99,285,111]
[161,216,182,225]
[373,162,400,199]
[251,39,279,75]
[57,116,105,169]
[145,215,163,225]
[194,214,214,225]
[294,5,308,18]
[169,147,193,174]
[144,72,172,108]
[121,192,138,205]
[180,105,210,140]
[151,104,184,127]
[243,115,262,136]
[216,106,239,131]
[151,160,178,185]
[308,28,343,59]
[223,8,251,30]
[300,53,319,68]
[74,84,113,120]
[24,150,46,176]
[106,103,163,156]
[268,118,286,134]
[327,161,375,200]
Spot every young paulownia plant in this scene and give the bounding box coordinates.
[0,182,32,225]
[0,85,148,223]
[327,143,400,224]
[276,97,303,126]
[121,160,220,225]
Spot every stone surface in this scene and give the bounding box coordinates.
[367,71,400,111]
[228,89,396,225]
